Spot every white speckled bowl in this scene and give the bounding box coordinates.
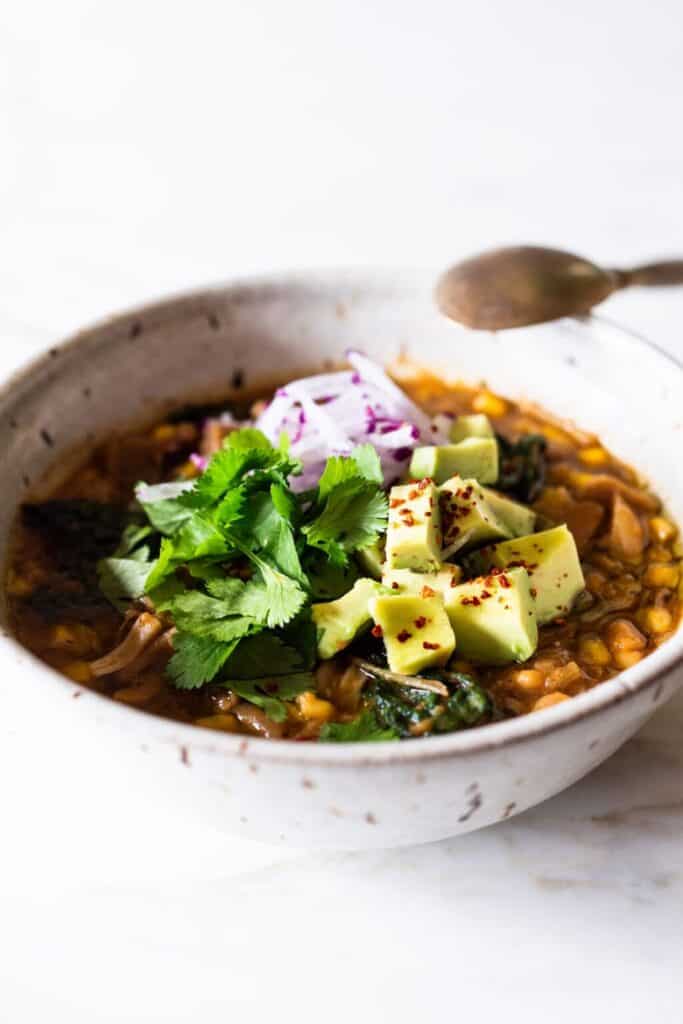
[1,269,682,849]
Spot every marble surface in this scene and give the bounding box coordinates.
[1,1,683,1020]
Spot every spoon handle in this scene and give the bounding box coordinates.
[612,260,683,289]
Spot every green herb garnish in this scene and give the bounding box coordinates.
[319,709,398,743]
[98,430,388,706]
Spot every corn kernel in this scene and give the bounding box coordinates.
[542,424,574,447]
[62,660,93,684]
[47,623,100,656]
[649,517,677,544]
[648,545,672,563]
[644,563,680,589]
[578,636,611,666]
[613,649,644,670]
[5,571,34,597]
[579,446,608,466]
[194,713,239,732]
[510,669,545,693]
[175,460,200,479]
[472,391,507,418]
[605,618,647,653]
[297,691,335,723]
[152,424,176,442]
[533,692,570,711]
[643,607,673,635]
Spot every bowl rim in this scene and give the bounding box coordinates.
[2,267,682,767]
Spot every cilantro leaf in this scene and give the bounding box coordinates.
[221,633,307,678]
[214,486,247,527]
[97,552,152,611]
[351,443,383,485]
[317,444,382,498]
[113,522,156,557]
[303,548,360,599]
[276,612,318,670]
[237,554,307,628]
[144,537,176,590]
[319,710,398,742]
[136,481,195,535]
[167,632,239,689]
[303,481,388,565]
[244,490,306,584]
[180,445,286,509]
[171,514,231,561]
[227,673,314,722]
[224,427,274,452]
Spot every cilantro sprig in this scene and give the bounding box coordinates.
[98,429,388,701]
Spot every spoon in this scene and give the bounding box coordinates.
[436,246,683,330]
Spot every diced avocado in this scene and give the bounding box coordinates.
[439,475,512,558]
[386,481,441,572]
[481,488,536,538]
[369,594,456,675]
[443,566,538,664]
[382,564,463,599]
[409,438,499,486]
[312,578,382,660]
[466,525,585,625]
[356,539,384,580]
[449,413,494,443]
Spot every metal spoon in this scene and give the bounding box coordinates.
[436,245,683,330]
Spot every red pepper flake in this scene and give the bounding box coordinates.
[414,616,427,629]
[425,510,432,517]
[397,629,412,643]
[461,596,481,606]
[421,585,436,598]
[450,576,459,587]
[422,641,440,650]
[400,512,416,526]
[371,624,383,638]
[391,582,400,590]
[499,574,511,588]
[408,489,420,500]
[480,590,492,599]
[390,498,405,508]
[530,587,538,598]
[417,477,432,490]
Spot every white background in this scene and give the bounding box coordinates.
[1,2,683,1022]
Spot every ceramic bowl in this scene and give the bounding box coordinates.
[1,268,682,849]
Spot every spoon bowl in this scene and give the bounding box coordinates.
[436,245,683,330]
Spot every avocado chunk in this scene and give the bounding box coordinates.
[356,538,384,580]
[369,593,456,675]
[481,488,536,538]
[312,578,382,660]
[439,475,512,558]
[386,480,441,572]
[466,525,585,625]
[449,413,494,443]
[409,437,499,486]
[382,564,463,599]
[443,566,538,664]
